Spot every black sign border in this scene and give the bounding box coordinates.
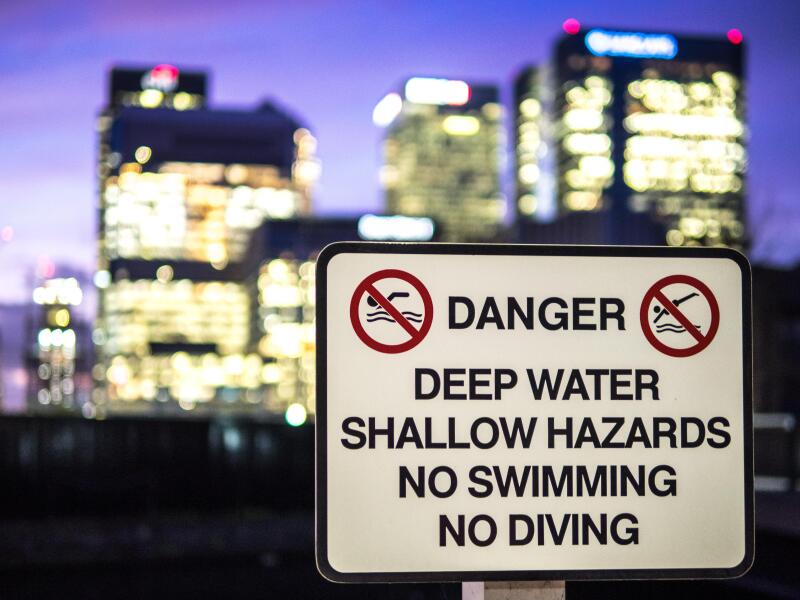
[315,242,753,583]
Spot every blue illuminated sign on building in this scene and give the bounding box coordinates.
[585,29,678,60]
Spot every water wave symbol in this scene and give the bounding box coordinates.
[655,322,701,333]
[366,309,423,324]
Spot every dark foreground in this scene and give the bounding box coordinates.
[0,416,797,599]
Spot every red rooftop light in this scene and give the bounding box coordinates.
[151,64,179,81]
[727,28,743,45]
[563,18,581,35]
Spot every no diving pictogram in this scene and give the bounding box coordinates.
[640,274,720,358]
[350,269,433,354]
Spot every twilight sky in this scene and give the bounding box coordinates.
[2,0,800,304]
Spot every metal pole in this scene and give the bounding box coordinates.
[462,580,566,600]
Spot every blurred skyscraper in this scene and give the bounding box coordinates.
[0,303,28,413]
[513,67,553,223]
[94,65,319,415]
[515,26,746,248]
[26,276,92,414]
[373,77,505,242]
[246,214,436,422]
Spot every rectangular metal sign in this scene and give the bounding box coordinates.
[316,243,753,582]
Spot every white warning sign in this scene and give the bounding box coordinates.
[315,244,753,583]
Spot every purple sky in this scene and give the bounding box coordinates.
[2,0,800,304]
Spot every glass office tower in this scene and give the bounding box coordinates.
[27,277,92,415]
[247,215,437,422]
[94,65,318,415]
[516,28,746,247]
[374,77,504,242]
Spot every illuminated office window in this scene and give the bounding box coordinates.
[256,258,316,415]
[558,75,614,212]
[28,278,91,414]
[624,70,745,247]
[101,280,259,408]
[102,163,302,263]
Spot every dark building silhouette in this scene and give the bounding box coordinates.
[753,266,800,415]
[0,303,28,413]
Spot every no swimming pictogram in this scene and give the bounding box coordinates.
[640,274,720,358]
[349,269,433,354]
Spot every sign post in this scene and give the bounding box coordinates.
[463,580,565,599]
[316,243,753,586]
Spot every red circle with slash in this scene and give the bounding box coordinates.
[640,274,720,358]
[350,269,433,354]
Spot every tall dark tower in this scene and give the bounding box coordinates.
[516,26,746,248]
[374,77,504,242]
[27,276,92,415]
[94,65,318,415]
